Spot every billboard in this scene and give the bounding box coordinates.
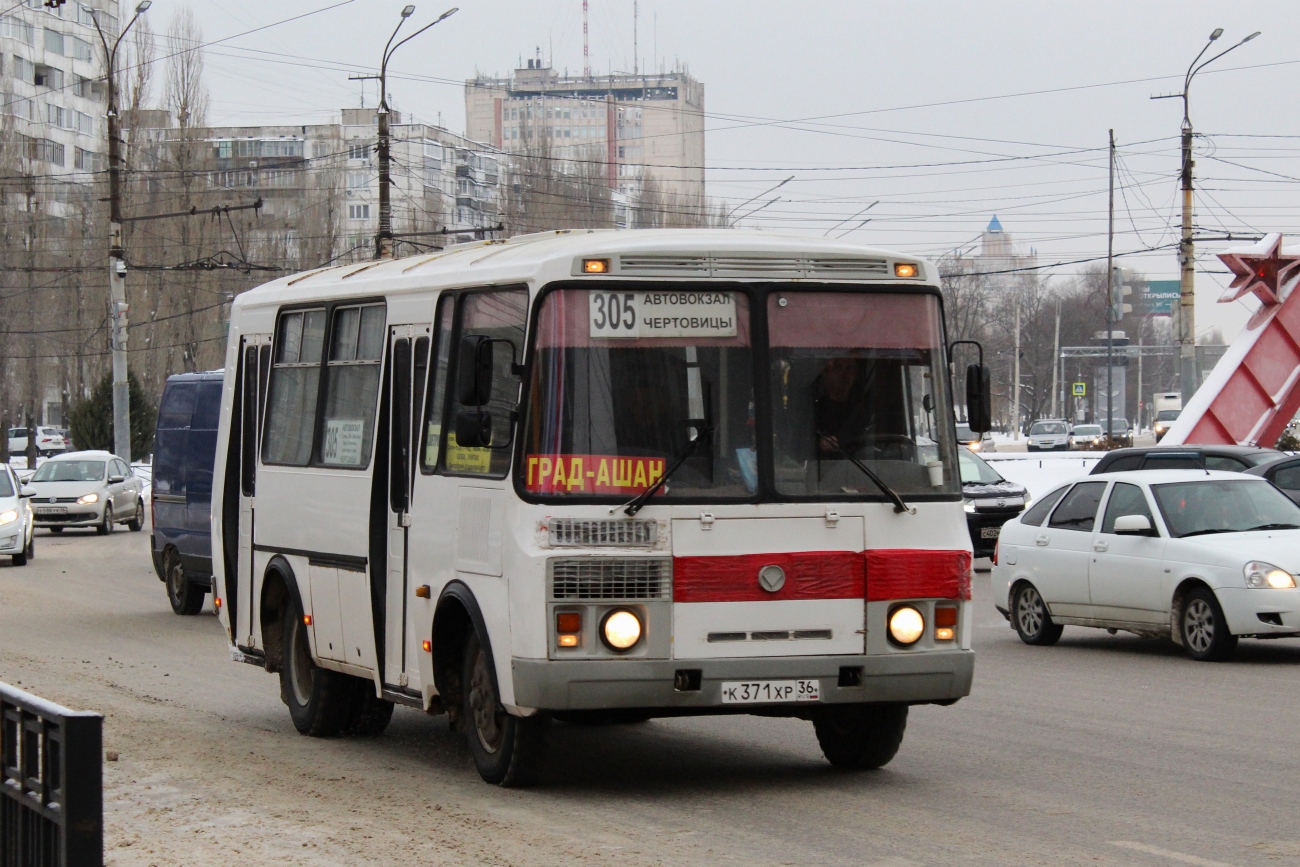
[1141,280,1180,315]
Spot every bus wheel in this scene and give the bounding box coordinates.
[280,598,351,736]
[463,631,548,787]
[813,703,908,770]
[165,550,205,616]
[343,678,394,737]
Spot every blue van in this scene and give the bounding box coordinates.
[151,371,223,615]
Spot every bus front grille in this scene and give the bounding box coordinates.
[548,557,672,601]
[547,518,657,547]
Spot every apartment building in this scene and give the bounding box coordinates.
[465,60,705,207]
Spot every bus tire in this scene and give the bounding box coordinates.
[165,549,205,616]
[343,679,395,737]
[280,597,352,737]
[813,703,908,770]
[463,630,548,787]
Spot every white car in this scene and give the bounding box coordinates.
[7,426,66,457]
[993,470,1300,661]
[26,450,146,535]
[1026,420,1070,452]
[0,462,36,565]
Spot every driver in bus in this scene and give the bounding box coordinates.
[814,356,874,458]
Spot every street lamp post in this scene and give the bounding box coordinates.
[92,1,151,463]
[1153,28,1260,400]
[374,5,458,259]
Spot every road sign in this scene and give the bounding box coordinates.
[1072,382,1087,397]
[1141,280,1180,315]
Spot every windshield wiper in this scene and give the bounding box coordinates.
[1242,523,1300,532]
[815,430,916,515]
[615,425,713,517]
[1180,528,1237,538]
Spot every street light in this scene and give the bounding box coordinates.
[91,0,151,464]
[1153,28,1261,400]
[374,6,459,258]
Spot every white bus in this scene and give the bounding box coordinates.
[211,229,989,786]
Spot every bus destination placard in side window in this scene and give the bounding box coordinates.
[589,291,736,339]
[321,418,366,466]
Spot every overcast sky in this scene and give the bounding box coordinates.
[178,0,1300,342]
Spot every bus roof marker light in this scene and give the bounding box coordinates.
[894,262,918,278]
[583,258,610,274]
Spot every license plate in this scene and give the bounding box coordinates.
[980,526,1001,539]
[36,506,66,515]
[720,680,820,704]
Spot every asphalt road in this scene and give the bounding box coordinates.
[2,520,1298,867]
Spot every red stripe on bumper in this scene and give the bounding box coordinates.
[673,551,863,603]
[865,549,972,601]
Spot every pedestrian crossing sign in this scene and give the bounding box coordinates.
[1072,382,1086,397]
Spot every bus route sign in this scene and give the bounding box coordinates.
[589,291,736,339]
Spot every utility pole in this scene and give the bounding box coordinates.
[373,5,459,259]
[1050,301,1060,418]
[93,2,151,463]
[1152,28,1261,400]
[1106,129,1116,444]
[1012,302,1021,441]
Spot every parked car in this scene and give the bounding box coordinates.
[1152,409,1181,442]
[1069,424,1104,450]
[1245,455,1300,505]
[1090,445,1285,476]
[0,463,36,565]
[151,371,222,615]
[1100,417,1133,447]
[958,449,1027,558]
[26,450,145,534]
[994,470,1300,660]
[7,426,66,457]
[1026,419,1071,452]
[955,422,995,453]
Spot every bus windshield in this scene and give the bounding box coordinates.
[522,287,959,501]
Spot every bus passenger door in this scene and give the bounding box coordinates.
[384,326,430,689]
[236,338,269,650]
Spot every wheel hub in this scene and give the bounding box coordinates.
[289,619,315,706]
[468,647,503,753]
[1017,588,1044,636]
[1184,599,1215,653]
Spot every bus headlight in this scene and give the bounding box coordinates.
[888,605,925,647]
[601,609,642,651]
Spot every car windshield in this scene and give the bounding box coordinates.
[958,449,1004,484]
[32,460,105,482]
[1104,419,1129,433]
[1155,410,1180,421]
[955,425,977,441]
[1030,422,1067,435]
[1152,479,1300,538]
[522,287,959,501]
[0,471,12,497]
[1073,425,1102,436]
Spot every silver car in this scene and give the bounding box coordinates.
[0,462,36,565]
[27,451,145,535]
[1026,419,1071,452]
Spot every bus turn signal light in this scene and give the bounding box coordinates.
[934,605,957,641]
[557,612,582,647]
[422,639,432,653]
[303,614,312,626]
[214,597,222,609]
[894,262,918,278]
[583,258,610,274]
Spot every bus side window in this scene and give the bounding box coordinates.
[264,308,327,465]
[420,295,455,473]
[317,303,386,469]
[444,289,527,478]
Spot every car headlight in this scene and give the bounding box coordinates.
[0,509,17,526]
[968,441,981,451]
[888,605,925,646]
[600,609,643,651]
[963,500,977,513]
[1021,493,1032,509]
[1244,561,1297,589]
[76,493,99,505]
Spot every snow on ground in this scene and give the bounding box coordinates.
[982,452,1102,500]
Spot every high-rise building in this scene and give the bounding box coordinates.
[465,60,705,208]
[971,215,1037,283]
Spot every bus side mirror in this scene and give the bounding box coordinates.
[458,336,493,406]
[966,363,992,433]
[455,410,493,449]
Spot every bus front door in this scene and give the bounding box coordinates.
[384,326,430,690]
[236,338,270,651]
